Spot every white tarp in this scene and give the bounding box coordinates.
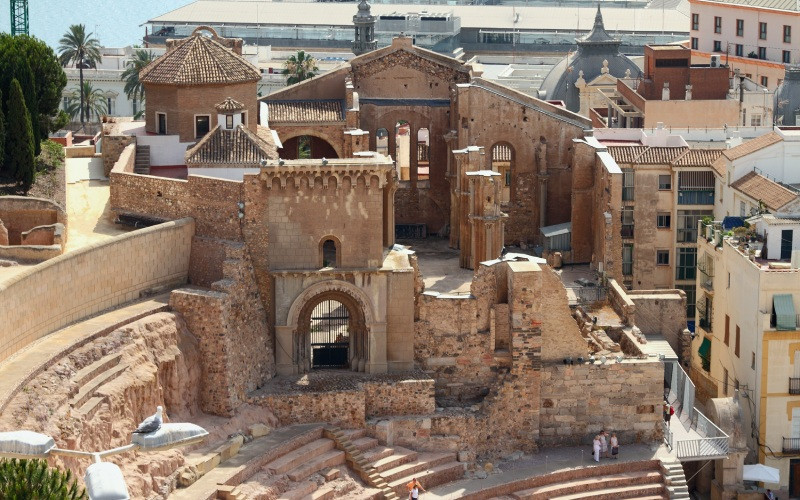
[743,464,780,483]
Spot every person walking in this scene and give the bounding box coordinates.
[610,432,619,459]
[592,434,601,462]
[665,403,675,427]
[407,477,425,499]
[600,430,610,459]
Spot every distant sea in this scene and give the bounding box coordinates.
[0,0,191,50]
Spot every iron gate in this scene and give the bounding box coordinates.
[310,300,350,368]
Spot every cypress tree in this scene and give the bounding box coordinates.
[6,79,35,192]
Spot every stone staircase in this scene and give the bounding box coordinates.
[134,144,150,175]
[327,427,465,499]
[659,459,690,499]
[67,352,127,420]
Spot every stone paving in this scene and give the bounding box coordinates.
[426,442,673,499]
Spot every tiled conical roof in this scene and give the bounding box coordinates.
[140,34,260,86]
[215,97,246,112]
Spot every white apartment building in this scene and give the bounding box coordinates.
[689,0,799,89]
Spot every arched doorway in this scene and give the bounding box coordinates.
[394,120,411,180]
[293,290,369,373]
[281,135,340,160]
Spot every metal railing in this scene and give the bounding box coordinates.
[791,378,800,395]
[783,437,800,453]
[676,437,730,459]
[621,225,634,239]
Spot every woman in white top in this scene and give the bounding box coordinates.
[592,435,601,462]
[610,432,619,459]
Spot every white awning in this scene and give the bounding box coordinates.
[743,464,780,483]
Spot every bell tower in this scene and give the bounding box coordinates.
[352,0,377,56]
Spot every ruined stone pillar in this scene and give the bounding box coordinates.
[466,169,506,270]
[454,146,484,268]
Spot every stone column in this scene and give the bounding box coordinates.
[466,169,506,269]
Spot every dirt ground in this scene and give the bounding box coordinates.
[64,179,133,252]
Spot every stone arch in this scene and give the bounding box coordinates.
[285,280,376,373]
[280,133,341,159]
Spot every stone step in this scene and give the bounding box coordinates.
[340,429,367,441]
[351,437,379,452]
[382,452,456,483]
[549,483,666,500]
[513,471,664,500]
[362,446,394,464]
[266,439,335,475]
[287,450,345,482]
[347,488,384,500]
[71,353,122,393]
[75,396,106,420]
[277,480,318,500]
[70,364,127,409]
[216,485,247,500]
[368,447,418,473]
[633,496,667,500]
[302,480,355,500]
[388,461,465,497]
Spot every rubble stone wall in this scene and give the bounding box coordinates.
[364,379,435,418]
[102,134,135,176]
[0,218,194,363]
[0,196,66,245]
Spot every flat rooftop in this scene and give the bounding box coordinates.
[403,238,474,295]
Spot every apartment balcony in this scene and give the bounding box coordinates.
[678,190,715,205]
[783,437,800,453]
[790,377,800,395]
[621,225,634,239]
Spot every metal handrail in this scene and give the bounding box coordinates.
[783,437,800,453]
[676,436,730,459]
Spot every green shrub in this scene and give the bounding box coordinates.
[0,458,87,500]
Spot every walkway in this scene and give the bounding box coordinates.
[0,293,170,414]
[427,443,673,499]
[406,238,473,294]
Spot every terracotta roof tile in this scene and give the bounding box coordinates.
[185,124,278,166]
[635,147,689,164]
[267,100,345,123]
[140,35,260,86]
[672,149,724,167]
[606,145,649,164]
[730,171,798,211]
[721,132,783,160]
[215,97,245,112]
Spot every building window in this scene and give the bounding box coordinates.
[691,37,698,50]
[723,368,729,395]
[241,111,247,125]
[759,47,767,60]
[714,40,722,52]
[735,44,743,57]
[621,206,634,239]
[657,213,671,228]
[622,168,634,201]
[659,174,672,190]
[62,96,69,110]
[225,114,233,129]
[735,325,741,357]
[759,22,767,40]
[321,238,338,267]
[623,243,634,276]
[132,99,139,117]
[736,19,744,36]
[676,247,697,280]
[785,25,792,43]
[677,284,696,318]
[106,97,115,115]
[657,250,670,266]
[740,201,746,217]
[784,50,792,64]
[156,112,167,135]
[714,16,722,33]
[724,314,730,345]
[692,13,699,30]
[677,210,712,242]
[194,115,210,138]
[752,113,763,126]
[678,171,715,205]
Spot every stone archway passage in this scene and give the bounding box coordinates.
[309,299,349,368]
[294,290,370,373]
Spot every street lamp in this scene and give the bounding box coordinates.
[0,422,208,500]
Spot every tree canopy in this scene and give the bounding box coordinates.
[64,82,108,123]
[0,34,67,139]
[121,49,156,119]
[58,25,102,126]
[0,458,86,499]
[6,79,36,191]
[283,51,318,85]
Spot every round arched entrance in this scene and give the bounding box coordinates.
[293,289,369,373]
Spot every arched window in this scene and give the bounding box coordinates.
[376,128,389,155]
[491,143,514,204]
[394,120,411,181]
[321,238,338,268]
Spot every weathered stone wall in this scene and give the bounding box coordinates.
[110,171,243,240]
[364,379,435,418]
[102,133,135,176]
[0,218,194,363]
[608,278,636,326]
[0,196,66,245]
[628,289,688,362]
[539,361,664,446]
[170,240,273,416]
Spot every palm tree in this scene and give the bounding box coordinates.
[282,51,318,85]
[64,82,107,123]
[57,24,102,126]
[121,49,155,119]
[0,458,86,499]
